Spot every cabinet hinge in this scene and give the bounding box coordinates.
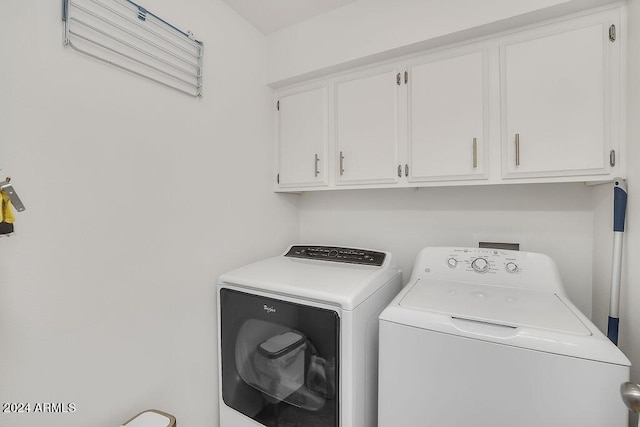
[277,100,280,111]
[277,173,280,184]
[609,24,616,42]
[610,150,616,167]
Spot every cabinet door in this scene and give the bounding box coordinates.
[501,18,614,178]
[335,70,400,185]
[277,87,328,188]
[408,50,488,181]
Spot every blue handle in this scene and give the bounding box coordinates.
[614,181,627,232]
[607,316,619,345]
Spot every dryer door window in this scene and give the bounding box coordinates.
[220,288,340,427]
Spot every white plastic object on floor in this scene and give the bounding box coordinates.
[120,409,176,427]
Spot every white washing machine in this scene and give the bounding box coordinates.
[218,245,402,427]
[378,247,631,427]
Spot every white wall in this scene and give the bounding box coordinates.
[621,0,640,412]
[0,1,298,426]
[592,1,640,423]
[299,184,595,316]
[266,0,618,85]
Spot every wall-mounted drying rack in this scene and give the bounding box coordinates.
[62,0,204,97]
[0,178,26,212]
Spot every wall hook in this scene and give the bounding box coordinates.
[0,177,26,212]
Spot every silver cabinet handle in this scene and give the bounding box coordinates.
[473,137,478,168]
[397,164,402,178]
[340,151,345,176]
[515,133,520,166]
[405,164,409,177]
[314,153,320,177]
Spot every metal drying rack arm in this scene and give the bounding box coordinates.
[0,178,26,212]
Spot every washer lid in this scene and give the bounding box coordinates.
[400,279,591,336]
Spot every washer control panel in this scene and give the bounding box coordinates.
[443,248,523,275]
[411,247,563,293]
[285,245,386,266]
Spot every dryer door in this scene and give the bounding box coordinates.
[220,288,340,427]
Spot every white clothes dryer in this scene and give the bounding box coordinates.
[218,245,402,427]
[378,247,631,427]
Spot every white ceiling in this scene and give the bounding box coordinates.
[221,0,357,34]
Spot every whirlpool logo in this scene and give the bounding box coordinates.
[263,304,276,314]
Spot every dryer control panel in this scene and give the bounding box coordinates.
[285,245,386,266]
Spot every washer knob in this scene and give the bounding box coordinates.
[471,258,489,273]
[506,262,519,273]
[447,258,458,268]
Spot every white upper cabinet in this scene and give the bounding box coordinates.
[500,11,619,179]
[335,69,401,185]
[277,86,329,188]
[407,49,489,182]
[274,6,623,192]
